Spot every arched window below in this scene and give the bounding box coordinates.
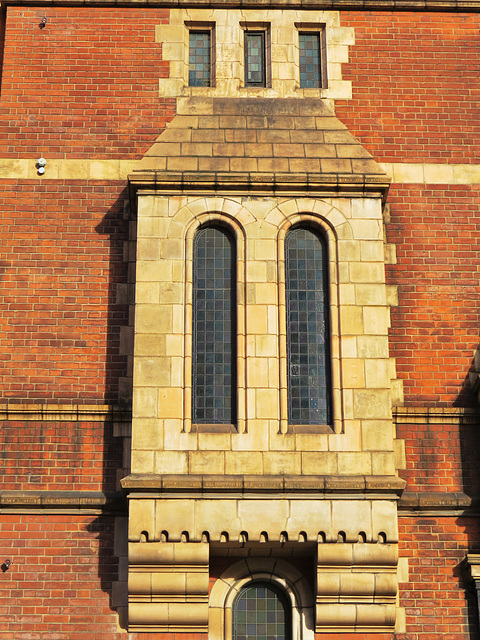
[285,227,331,426]
[193,225,236,424]
[233,581,291,640]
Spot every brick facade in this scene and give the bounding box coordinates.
[0,3,479,639]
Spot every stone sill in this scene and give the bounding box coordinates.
[122,473,406,497]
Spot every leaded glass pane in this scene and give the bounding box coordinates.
[189,31,211,87]
[245,31,266,86]
[233,582,290,640]
[299,33,321,88]
[193,226,235,424]
[286,227,331,425]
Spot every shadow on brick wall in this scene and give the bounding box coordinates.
[93,187,133,629]
[455,347,480,496]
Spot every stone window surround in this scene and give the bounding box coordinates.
[157,9,353,106]
[242,23,271,88]
[182,207,342,436]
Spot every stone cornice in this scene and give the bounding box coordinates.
[2,0,480,11]
[121,473,406,498]
[128,170,390,201]
[0,490,126,513]
[399,491,480,515]
[393,406,480,425]
[0,403,131,423]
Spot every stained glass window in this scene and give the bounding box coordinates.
[245,31,266,87]
[299,33,321,88]
[189,30,211,87]
[193,226,236,424]
[286,227,331,425]
[233,582,290,640]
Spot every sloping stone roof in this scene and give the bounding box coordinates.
[130,97,389,197]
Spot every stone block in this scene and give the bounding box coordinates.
[131,449,155,473]
[158,387,183,419]
[362,420,394,451]
[129,499,156,541]
[132,418,163,450]
[263,451,301,475]
[365,359,390,388]
[134,357,171,387]
[155,451,188,474]
[340,306,364,335]
[256,388,279,419]
[357,335,389,359]
[302,451,338,475]
[237,500,289,538]
[342,358,365,389]
[371,451,396,475]
[225,451,263,474]
[195,499,241,540]
[337,451,371,475]
[332,501,371,541]
[189,450,225,475]
[353,389,391,419]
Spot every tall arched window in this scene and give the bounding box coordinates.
[233,582,291,640]
[285,227,331,425]
[193,225,236,424]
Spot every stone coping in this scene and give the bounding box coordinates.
[121,473,406,496]
[399,491,480,512]
[3,0,480,11]
[0,403,131,422]
[393,406,480,425]
[128,170,390,199]
[0,490,125,512]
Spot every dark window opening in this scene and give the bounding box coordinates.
[286,227,332,425]
[189,30,211,87]
[299,32,322,88]
[245,31,266,87]
[233,581,291,640]
[193,226,236,424]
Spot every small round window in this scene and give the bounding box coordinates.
[232,581,291,640]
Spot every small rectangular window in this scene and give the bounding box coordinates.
[299,32,322,88]
[189,30,211,87]
[245,31,266,87]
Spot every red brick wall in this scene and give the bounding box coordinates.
[396,515,480,640]
[0,514,122,640]
[0,181,129,404]
[337,12,480,164]
[386,184,480,407]
[0,7,175,159]
[0,419,122,492]
[397,417,480,494]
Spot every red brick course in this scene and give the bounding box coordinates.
[337,12,480,164]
